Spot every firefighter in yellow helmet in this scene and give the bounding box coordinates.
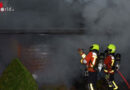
[104,44,121,90]
[78,44,100,90]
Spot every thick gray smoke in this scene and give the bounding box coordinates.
[0,0,130,89]
[82,0,130,82]
[36,0,130,87]
[0,0,84,29]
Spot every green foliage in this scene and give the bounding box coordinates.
[0,58,38,90]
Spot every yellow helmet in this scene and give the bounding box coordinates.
[107,44,116,53]
[90,44,99,51]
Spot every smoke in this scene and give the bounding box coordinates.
[0,0,84,29]
[0,0,130,89]
[82,0,130,81]
[36,0,130,87]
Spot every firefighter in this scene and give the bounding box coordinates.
[78,44,100,90]
[103,44,121,90]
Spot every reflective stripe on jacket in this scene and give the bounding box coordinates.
[81,51,98,72]
[104,55,115,74]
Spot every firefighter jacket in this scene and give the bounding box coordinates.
[79,50,98,72]
[104,54,115,74]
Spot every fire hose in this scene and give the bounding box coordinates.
[117,70,130,89]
